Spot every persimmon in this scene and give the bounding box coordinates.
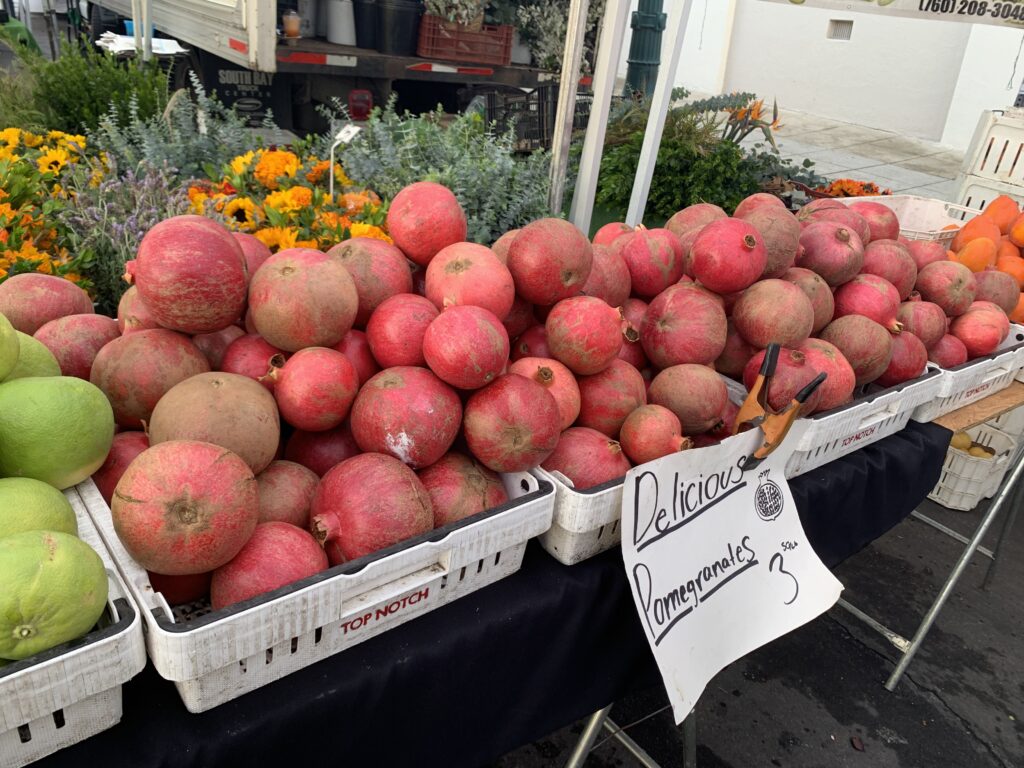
[996,253,1024,288]
[1009,212,1024,247]
[982,194,1019,235]
[998,237,1021,262]
[954,238,997,272]
[1010,293,1024,323]
[951,216,1001,252]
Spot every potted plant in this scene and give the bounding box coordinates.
[425,0,485,31]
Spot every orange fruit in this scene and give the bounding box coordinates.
[996,254,1024,288]
[942,224,961,231]
[1010,293,1024,324]
[998,238,1021,261]
[982,194,1019,235]
[1010,212,1024,247]
[954,238,997,272]
[951,216,1002,252]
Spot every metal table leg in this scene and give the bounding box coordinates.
[982,474,1024,590]
[564,705,612,768]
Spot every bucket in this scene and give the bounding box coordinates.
[376,0,422,56]
[326,0,357,45]
[353,0,377,49]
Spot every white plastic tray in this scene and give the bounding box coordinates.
[82,474,553,713]
[928,424,1016,512]
[836,194,979,247]
[0,481,146,768]
[912,325,1024,423]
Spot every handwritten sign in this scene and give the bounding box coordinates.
[759,0,1024,30]
[621,423,843,723]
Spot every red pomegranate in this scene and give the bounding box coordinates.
[618,297,649,369]
[256,460,319,528]
[34,314,120,379]
[424,242,515,320]
[221,334,287,391]
[732,279,815,349]
[190,323,244,368]
[210,522,328,609]
[90,329,211,428]
[641,283,727,368]
[327,237,414,327]
[928,334,969,368]
[270,347,359,431]
[614,228,685,298]
[797,222,865,286]
[619,405,692,464]
[974,269,1020,315]
[834,274,903,333]
[742,348,823,415]
[508,356,581,430]
[801,207,872,246]
[0,273,94,335]
[133,215,247,333]
[284,422,361,477]
[365,293,438,368]
[907,240,949,271]
[799,338,856,412]
[147,571,211,606]
[709,399,741,439]
[540,427,631,490]
[546,296,625,375]
[950,303,1009,358]
[896,299,947,349]
[386,181,467,267]
[507,218,593,306]
[861,239,918,300]
[915,261,977,317]
[248,247,359,352]
[576,359,647,437]
[677,229,699,277]
[462,374,561,472]
[111,440,258,575]
[875,332,928,387]
[738,205,801,279]
[349,366,462,468]
[592,222,634,246]
[491,230,519,262]
[796,199,845,219]
[422,305,510,389]
[819,315,894,386]
[502,295,536,340]
[849,201,900,242]
[690,218,767,293]
[734,192,787,219]
[333,329,380,386]
[581,243,632,307]
[716,320,758,380]
[418,452,509,527]
[91,431,149,505]
[665,203,727,238]
[117,286,161,335]
[648,364,729,435]
[781,267,835,334]
[511,324,551,361]
[311,452,433,563]
[232,232,272,278]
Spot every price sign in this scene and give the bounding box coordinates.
[761,0,1024,28]
[620,424,843,723]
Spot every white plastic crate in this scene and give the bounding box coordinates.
[533,468,624,566]
[81,473,553,713]
[0,481,146,768]
[928,424,1016,511]
[836,195,979,248]
[955,108,1024,210]
[912,325,1024,423]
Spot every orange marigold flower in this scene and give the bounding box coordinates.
[253,150,301,190]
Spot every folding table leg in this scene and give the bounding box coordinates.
[564,705,612,768]
[982,474,1024,590]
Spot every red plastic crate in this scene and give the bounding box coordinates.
[417,14,512,67]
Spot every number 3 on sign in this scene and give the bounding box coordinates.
[769,552,799,605]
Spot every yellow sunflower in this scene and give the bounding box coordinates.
[0,144,19,163]
[348,222,393,245]
[230,150,258,177]
[264,189,297,214]
[224,197,258,229]
[0,128,20,147]
[21,132,43,148]
[255,226,298,253]
[36,147,70,175]
[253,150,301,190]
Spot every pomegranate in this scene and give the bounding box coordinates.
[734,192,787,219]
[424,242,515,320]
[716,320,758,380]
[665,203,727,238]
[148,372,281,474]
[0,273,94,335]
[232,232,272,278]
[641,283,727,368]
[310,452,433,563]
[249,247,359,352]
[915,261,977,317]
[799,338,856,412]
[350,366,462,468]
[269,347,359,431]
[491,230,519,262]
[690,218,767,293]
[462,374,561,471]
[284,422,361,477]
[833,274,903,333]
[91,431,149,505]
[592,222,634,246]
[928,334,969,368]
[742,348,823,415]
[117,285,160,335]
[256,460,319,527]
[210,522,328,609]
[134,215,247,333]
[618,297,649,369]
[576,359,647,437]
[732,279,815,349]
[849,201,901,242]
[386,182,467,267]
[614,228,685,298]
[365,293,438,368]
[648,364,729,435]
[422,305,510,390]
[221,334,287,391]
[678,229,699,278]
[418,452,508,527]
[861,239,918,300]
[191,325,246,371]
[333,329,380,385]
[950,303,1009,358]
[781,267,835,334]
[90,329,211,428]
[801,207,872,246]
[507,218,593,305]
[327,237,414,327]
[619,405,692,464]
[709,399,741,439]
[502,295,535,340]
[796,199,845,219]
[974,269,1020,315]
[738,205,801,279]
[546,296,626,375]
[819,316,894,386]
[797,222,865,286]
[147,571,211,606]
[581,244,632,307]
[508,356,581,430]
[34,314,120,379]
[875,332,928,387]
[907,240,949,271]
[896,299,947,349]
[111,440,258,575]
[244,307,258,334]
[511,324,551,361]
[541,427,631,490]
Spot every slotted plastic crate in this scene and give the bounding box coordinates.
[0,481,146,768]
[928,424,1016,511]
[417,15,512,66]
[836,195,979,247]
[82,474,553,712]
[955,108,1024,209]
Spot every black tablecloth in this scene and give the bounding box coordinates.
[37,421,951,768]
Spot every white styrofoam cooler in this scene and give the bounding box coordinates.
[82,474,553,713]
[912,325,1024,423]
[836,195,979,247]
[0,482,147,768]
[928,424,1016,512]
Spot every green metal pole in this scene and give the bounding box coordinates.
[624,0,666,97]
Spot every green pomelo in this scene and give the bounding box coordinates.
[0,478,78,539]
[0,530,108,660]
[0,313,18,381]
[3,331,60,381]
[0,377,115,489]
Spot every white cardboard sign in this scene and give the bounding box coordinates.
[621,424,843,723]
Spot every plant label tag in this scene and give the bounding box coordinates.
[620,422,843,723]
[335,124,362,144]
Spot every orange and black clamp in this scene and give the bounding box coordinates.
[733,342,827,471]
